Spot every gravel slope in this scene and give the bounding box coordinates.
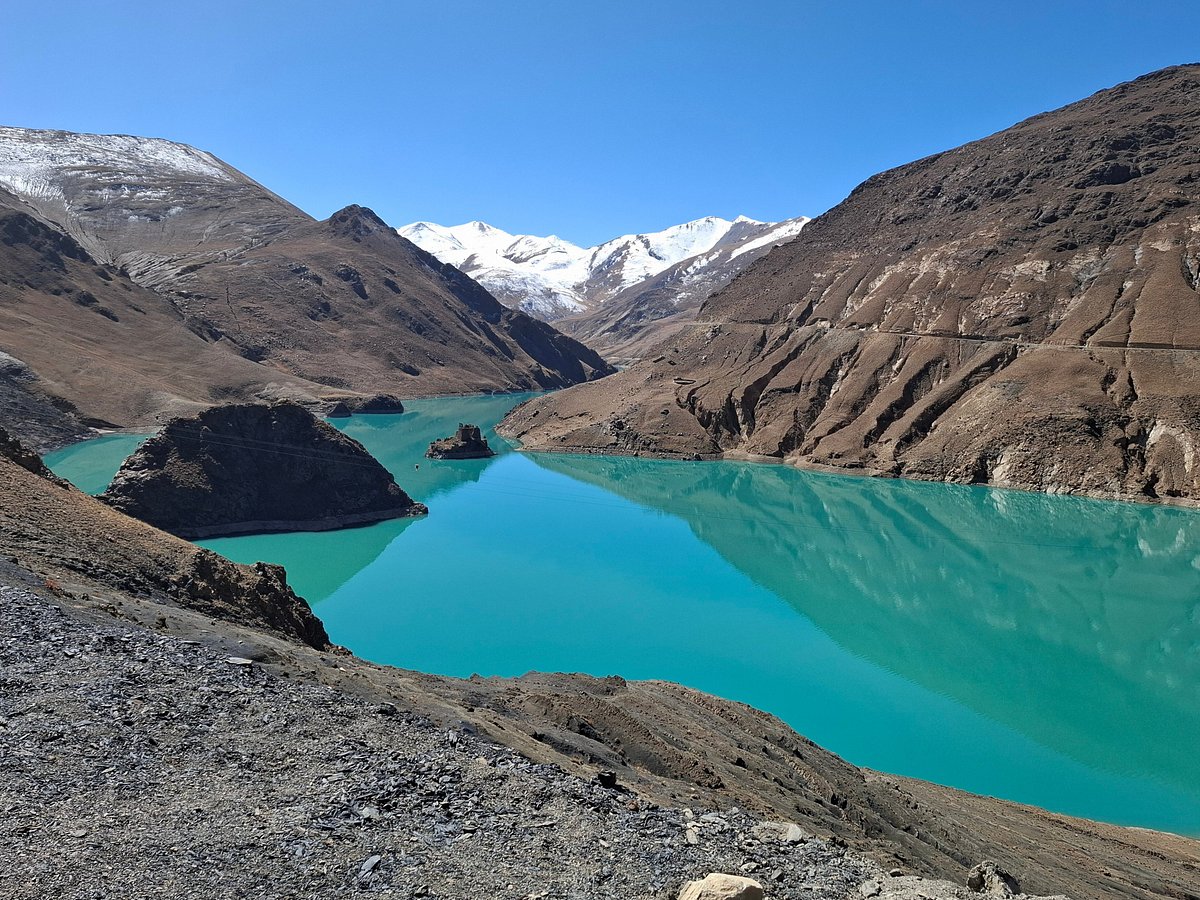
[0,581,877,900]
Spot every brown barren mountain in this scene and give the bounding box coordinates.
[0,127,611,444]
[165,204,613,394]
[501,65,1200,504]
[0,188,330,449]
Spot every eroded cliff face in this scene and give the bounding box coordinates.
[501,65,1200,503]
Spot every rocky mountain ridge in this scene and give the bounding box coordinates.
[0,126,613,442]
[500,64,1200,504]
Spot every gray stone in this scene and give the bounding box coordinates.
[678,873,765,900]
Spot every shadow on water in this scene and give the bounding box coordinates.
[527,451,1200,802]
[200,516,423,604]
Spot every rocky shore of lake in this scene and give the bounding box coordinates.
[0,579,1075,900]
[1,427,1197,899]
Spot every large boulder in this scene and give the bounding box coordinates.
[102,402,426,538]
[966,862,1021,896]
[678,873,764,900]
[751,820,812,844]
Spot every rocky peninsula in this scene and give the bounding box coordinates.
[101,402,426,539]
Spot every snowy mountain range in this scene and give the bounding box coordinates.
[398,215,809,323]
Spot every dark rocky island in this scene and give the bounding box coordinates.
[344,393,406,414]
[426,422,495,459]
[325,394,407,419]
[101,402,426,538]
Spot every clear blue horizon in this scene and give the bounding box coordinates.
[2,0,1196,246]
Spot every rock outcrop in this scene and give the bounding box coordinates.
[426,423,495,459]
[500,65,1200,505]
[0,425,67,484]
[102,402,426,538]
[0,429,328,647]
[344,394,406,414]
[325,394,408,419]
[967,862,1022,896]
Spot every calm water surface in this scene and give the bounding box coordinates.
[46,395,1200,836]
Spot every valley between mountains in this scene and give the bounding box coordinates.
[400,215,810,362]
[1,59,1199,900]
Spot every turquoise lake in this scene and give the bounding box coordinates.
[45,394,1200,836]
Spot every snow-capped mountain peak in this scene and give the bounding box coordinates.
[398,213,809,324]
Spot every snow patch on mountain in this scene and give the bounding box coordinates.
[0,127,235,208]
[729,217,810,261]
[399,221,591,317]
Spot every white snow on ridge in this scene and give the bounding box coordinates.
[399,221,593,317]
[399,214,810,320]
[0,126,236,206]
[586,216,734,293]
[729,217,811,261]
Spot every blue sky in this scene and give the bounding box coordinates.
[2,1,1196,245]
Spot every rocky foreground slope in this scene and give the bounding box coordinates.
[500,65,1200,504]
[2,579,1083,900]
[0,433,1196,898]
[0,127,612,444]
[101,403,427,538]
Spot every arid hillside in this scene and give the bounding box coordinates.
[0,127,612,443]
[501,65,1200,504]
[0,188,330,448]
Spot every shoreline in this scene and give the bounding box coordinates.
[3,567,1197,899]
[505,440,1200,510]
[5,433,1200,897]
